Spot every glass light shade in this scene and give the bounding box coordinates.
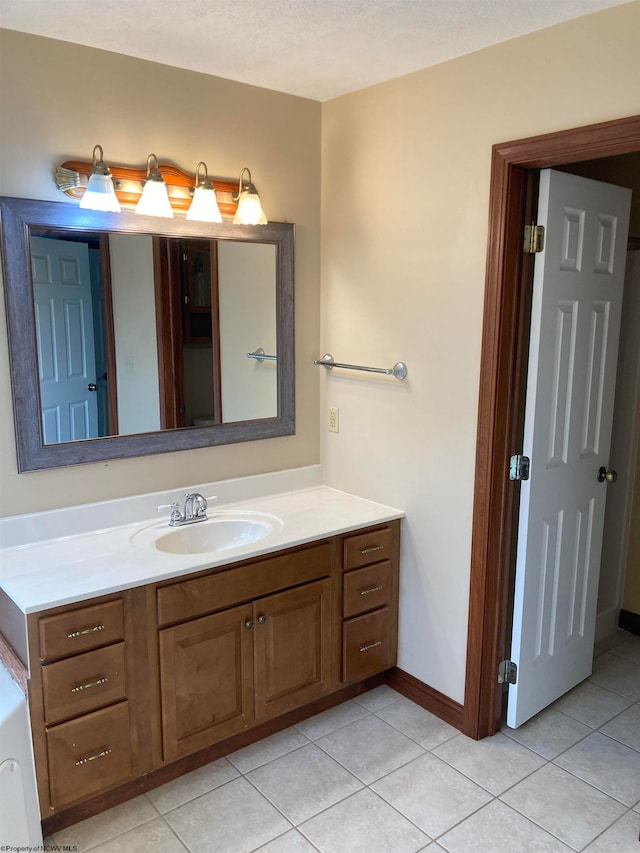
[135,179,173,218]
[233,190,267,225]
[186,185,222,222]
[80,172,121,212]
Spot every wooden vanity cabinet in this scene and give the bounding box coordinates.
[157,543,334,761]
[23,520,400,830]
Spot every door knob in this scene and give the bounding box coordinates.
[597,466,617,483]
[87,383,97,392]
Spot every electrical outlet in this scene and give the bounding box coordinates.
[328,406,339,433]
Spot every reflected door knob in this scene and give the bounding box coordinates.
[597,466,617,483]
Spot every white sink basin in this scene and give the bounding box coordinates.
[131,511,283,555]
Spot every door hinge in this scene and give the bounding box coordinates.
[509,454,530,481]
[498,660,517,684]
[523,223,545,254]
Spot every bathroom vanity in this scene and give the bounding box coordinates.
[0,479,402,833]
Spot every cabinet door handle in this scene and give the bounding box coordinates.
[359,584,383,596]
[359,640,383,653]
[360,545,384,555]
[245,620,254,630]
[75,747,112,766]
[67,624,105,639]
[71,676,109,693]
[257,614,267,625]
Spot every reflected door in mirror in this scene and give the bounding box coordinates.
[31,236,99,443]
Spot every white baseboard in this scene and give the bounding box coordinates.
[595,605,620,643]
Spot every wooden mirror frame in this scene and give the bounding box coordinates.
[0,197,295,471]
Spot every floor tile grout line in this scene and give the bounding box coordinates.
[428,793,573,851]
[547,756,639,810]
[157,812,191,852]
[239,751,344,831]
[246,826,323,853]
[52,805,159,852]
[493,789,597,852]
[292,700,376,741]
[579,722,640,754]
[495,773,631,849]
[294,777,436,847]
[576,806,637,853]
[227,734,314,774]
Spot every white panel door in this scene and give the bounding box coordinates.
[507,169,631,728]
[30,236,98,443]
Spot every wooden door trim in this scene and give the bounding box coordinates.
[463,114,640,740]
[98,235,118,435]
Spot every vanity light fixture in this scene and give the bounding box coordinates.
[233,167,267,225]
[56,155,245,218]
[78,144,121,212]
[135,153,173,218]
[186,161,223,223]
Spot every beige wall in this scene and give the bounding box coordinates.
[0,29,321,516]
[321,2,640,702]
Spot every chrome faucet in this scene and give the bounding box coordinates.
[183,492,207,522]
[157,493,212,527]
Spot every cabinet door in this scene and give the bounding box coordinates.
[159,603,254,761]
[254,579,332,721]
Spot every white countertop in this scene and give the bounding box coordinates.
[0,485,403,614]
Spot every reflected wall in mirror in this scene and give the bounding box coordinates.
[0,197,294,471]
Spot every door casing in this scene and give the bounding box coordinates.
[463,114,640,740]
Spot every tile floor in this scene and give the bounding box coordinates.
[46,630,640,852]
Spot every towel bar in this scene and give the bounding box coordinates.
[314,353,407,380]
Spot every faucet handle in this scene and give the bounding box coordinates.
[156,501,182,525]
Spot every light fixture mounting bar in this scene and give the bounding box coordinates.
[56,159,239,216]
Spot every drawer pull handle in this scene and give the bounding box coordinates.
[359,640,383,653]
[361,545,384,555]
[245,620,254,630]
[67,625,105,639]
[360,584,384,596]
[75,747,112,766]
[71,676,109,693]
[257,614,267,624]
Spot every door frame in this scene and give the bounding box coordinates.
[463,113,640,740]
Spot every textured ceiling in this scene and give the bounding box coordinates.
[0,0,630,101]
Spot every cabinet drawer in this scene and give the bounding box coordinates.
[342,607,393,683]
[343,562,392,618]
[344,527,393,571]
[39,599,124,662]
[46,701,132,808]
[157,542,332,626]
[42,642,127,725]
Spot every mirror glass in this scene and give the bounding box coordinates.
[1,197,295,471]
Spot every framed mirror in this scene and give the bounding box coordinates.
[0,197,295,472]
